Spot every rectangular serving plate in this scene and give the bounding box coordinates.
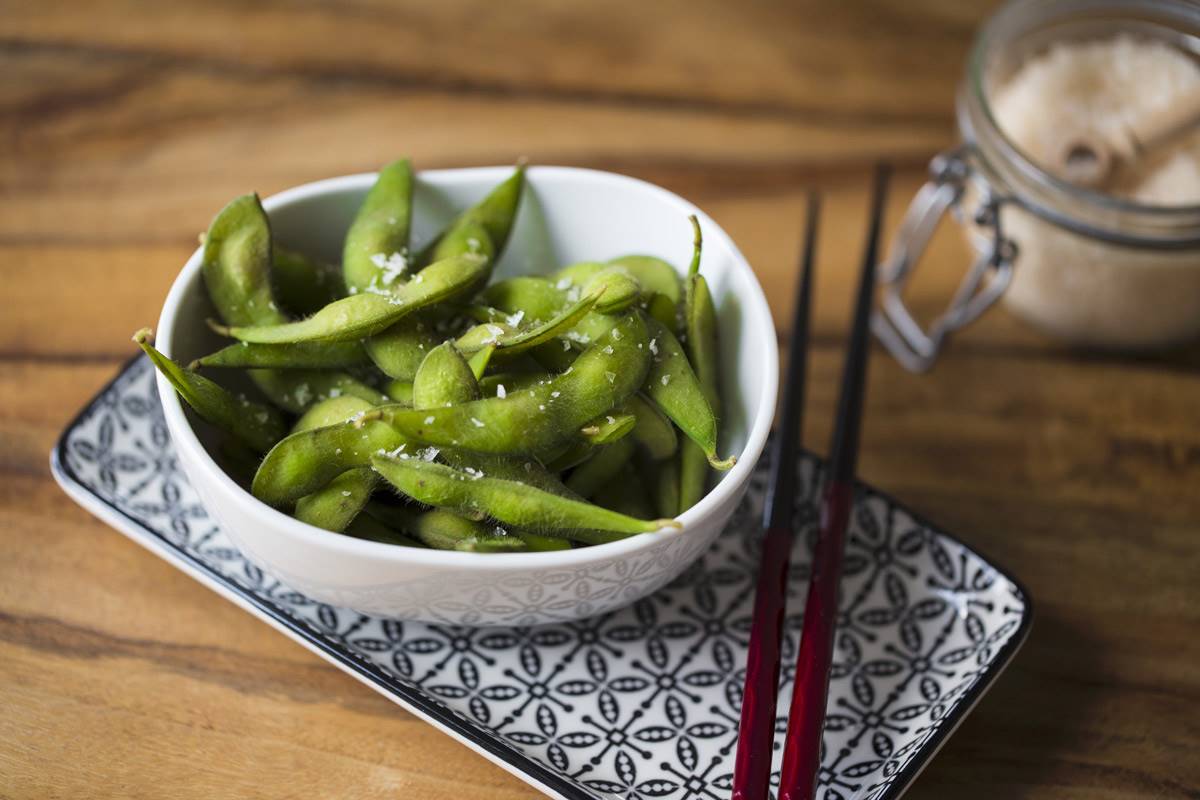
[52,355,1031,800]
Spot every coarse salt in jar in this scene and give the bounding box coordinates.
[875,0,1200,371]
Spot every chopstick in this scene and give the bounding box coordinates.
[778,163,891,800]
[731,191,821,800]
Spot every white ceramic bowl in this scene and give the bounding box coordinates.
[156,166,777,626]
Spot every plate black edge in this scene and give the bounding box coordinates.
[50,354,1034,800]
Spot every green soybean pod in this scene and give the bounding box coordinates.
[345,513,425,547]
[252,411,410,507]
[650,456,681,519]
[412,341,479,409]
[641,314,734,470]
[416,165,526,267]
[606,254,684,305]
[384,380,414,406]
[273,246,344,316]
[363,316,441,380]
[543,411,638,472]
[217,252,489,344]
[626,393,678,460]
[295,467,378,532]
[583,267,642,314]
[200,193,377,412]
[589,465,658,521]
[134,329,286,454]
[514,531,572,551]
[364,504,526,553]
[564,436,636,499]
[370,456,679,542]
[455,290,600,358]
[293,395,377,430]
[192,340,368,370]
[249,370,386,414]
[343,159,414,293]
[202,194,287,329]
[479,276,566,322]
[288,395,379,532]
[413,342,579,499]
[372,310,649,457]
[678,217,723,511]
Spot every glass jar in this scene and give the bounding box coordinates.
[875,0,1200,371]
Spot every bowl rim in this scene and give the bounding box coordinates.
[156,164,779,569]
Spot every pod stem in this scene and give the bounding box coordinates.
[687,215,703,278]
[206,318,233,337]
[708,453,737,471]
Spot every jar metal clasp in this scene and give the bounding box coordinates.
[873,148,1018,372]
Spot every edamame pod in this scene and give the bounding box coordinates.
[363,316,440,380]
[134,330,286,453]
[642,314,734,470]
[416,165,525,266]
[193,340,368,370]
[274,246,344,316]
[288,395,380,532]
[371,455,678,542]
[364,504,526,552]
[217,252,489,344]
[201,193,379,412]
[565,436,636,499]
[343,159,414,293]
[370,311,649,457]
[252,414,410,508]
[679,216,723,510]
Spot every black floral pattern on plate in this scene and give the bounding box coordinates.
[53,356,1031,800]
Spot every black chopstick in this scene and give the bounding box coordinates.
[731,191,821,800]
[778,163,890,800]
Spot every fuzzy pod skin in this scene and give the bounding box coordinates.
[373,310,650,457]
[416,165,525,267]
[626,393,678,460]
[679,216,724,510]
[193,340,368,370]
[412,342,579,500]
[564,436,636,499]
[135,330,286,454]
[252,414,410,508]
[273,246,344,316]
[412,342,480,410]
[294,466,378,532]
[456,290,600,358]
[364,315,441,380]
[342,159,414,294]
[583,267,642,314]
[199,193,378,412]
[383,380,414,406]
[219,252,489,344]
[649,455,681,519]
[371,455,678,542]
[479,276,565,323]
[363,504,526,553]
[287,395,380,532]
[478,277,720,468]
[641,314,732,470]
[248,370,386,414]
[554,254,683,306]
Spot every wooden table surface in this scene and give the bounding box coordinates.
[3,1,1198,797]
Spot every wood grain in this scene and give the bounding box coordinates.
[2,1,1197,798]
